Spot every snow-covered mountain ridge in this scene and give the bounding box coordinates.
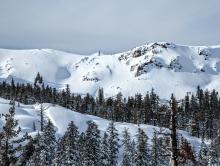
[1,42,220,99]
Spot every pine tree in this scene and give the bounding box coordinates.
[34,72,44,102]
[34,72,41,86]
[54,137,66,166]
[198,137,208,166]
[170,94,178,166]
[32,122,36,131]
[178,137,196,165]
[151,131,159,166]
[184,93,190,131]
[82,121,101,166]
[39,103,46,131]
[121,128,133,166]
[0,104,23,166]
[210,90,218,138]
[134,128,151,166]
[106,121,119,166]
[10,78,16,100]
[78,132,86,165]
[96,88,106,118]
[158,135,170,166]
[101,132,109,165]
[125,97,133,123]
[143,93,151,124]
[150,88,160,126]
[208,127,220,165]
[131,140,136,164]
[39,120,56,166]
[30,132,42,165]
[18,136,35,165]
[65,84,71,109]
[213,126,220,157]
[97,87,104,106]
[151,131,169,166]
[208,140,220,165]
[135,94,143,124]
[62,121,80,165]
[190,94,200,137]
[113,92,124,121]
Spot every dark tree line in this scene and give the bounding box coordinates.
[0,73,219,140]
[0,95,220,165]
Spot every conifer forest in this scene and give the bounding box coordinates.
[0,73,219,165]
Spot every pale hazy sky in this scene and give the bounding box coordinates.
[0,0,219,54]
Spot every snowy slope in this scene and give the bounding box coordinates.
[1,42,220,99]
[0,98,203,160]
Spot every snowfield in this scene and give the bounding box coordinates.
[0,97,204,163]
[0,43,220,99]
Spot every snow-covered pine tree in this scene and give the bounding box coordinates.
[39,103,46,131]
[143,93,151,124]
[151,130,170,166]
[62,121,80,165]
[106,121,120,166]
[97,87,104,106]
[208,127,220,165]
[131,139,136,164]
[183,93,191,132]
[125,97,133,123]
[208,140,220,165]
[170,94,179,166]
[78,132,86,164]
[135,94,143,124]
[113,92,124,121]
[213,126,220,160]
[0,104,24,166]
[134,128,151,166]
[29,132,42,165]
[54,137,66,166]
[150,88,160,126]
[210,89,218,138]
[121,128,133,166]
[64,84,71,109]
[34,72,42,86]
[198,137,209,166]
[18,136,35,165]
[39,120,56,166]
[158,135,170,165]
[151,131,159,166]
[96,88,106,118]
[34,72,44,102]
[82,121,101,166]
[9,78,16,100]
[101,132,109,165]
[189,94,198,137]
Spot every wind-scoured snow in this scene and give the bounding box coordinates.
[1,42,220,99]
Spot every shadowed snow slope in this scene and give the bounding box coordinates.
[1,42,220,99]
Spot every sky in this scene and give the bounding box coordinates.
[0,0,220,54]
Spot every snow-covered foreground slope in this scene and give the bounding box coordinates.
[1,42,220,99]
[0,98,203,159]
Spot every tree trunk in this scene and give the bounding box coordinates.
[170,94,178,166]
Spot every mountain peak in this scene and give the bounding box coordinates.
[0,43,220,99]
